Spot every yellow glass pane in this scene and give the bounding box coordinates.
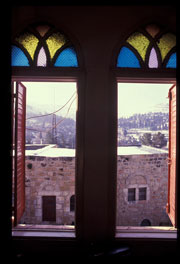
[157,33,176,61]
[127,32,150,61]
[46,33,67,59]
[15,33,39,60]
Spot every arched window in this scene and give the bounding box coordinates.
[70,195,75,212]
[116,24,176,69]
[11,23,79,67]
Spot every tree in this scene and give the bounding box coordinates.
[140,133,152,146]
[152,132,167,148]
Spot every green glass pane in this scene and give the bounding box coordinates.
[15,33,39,60]
[46,33,67,59]
[127,32,150,61]
[157,33,176,61]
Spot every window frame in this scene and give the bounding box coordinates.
[11,69,85,240]
[110,70,177,239]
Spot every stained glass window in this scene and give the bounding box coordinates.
[12,45,30,66]
[54,47,78,67]
[12,24,79,67]
[116,24,176,69]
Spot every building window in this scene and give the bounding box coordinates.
[70,195,75,212]
[128,188,136,202]
[116,24,176,229]
[11,23,79,67]
[11,23,82,230]
[139,187,147,201]
[116,24,176,69]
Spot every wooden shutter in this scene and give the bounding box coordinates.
[14,82,26,226]
[166,84,177,227]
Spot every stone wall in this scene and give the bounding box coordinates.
[24,155,75,225]
[23,151,171,226]
[116,153,171,226]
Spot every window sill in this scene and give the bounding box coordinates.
[12,224,75,238]
[116,226,177,239]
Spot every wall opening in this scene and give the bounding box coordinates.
[116,82,175,228]
[12,81,77,228]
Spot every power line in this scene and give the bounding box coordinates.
[26,96,76,134]
[26,91,76,120]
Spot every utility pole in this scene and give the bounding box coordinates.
[52,114,57,144]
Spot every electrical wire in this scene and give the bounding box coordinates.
[26,94,77,133]
[26,91,76,120]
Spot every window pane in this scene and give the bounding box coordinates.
[54,47,78,67]
[117,47,140,68]
[11,45,29,66]
[128,188,136,201]
[15,33,39,60]
[126,32,150,61]
[148,47,158,68]
[166,53,176,68]
[46,33,67,59]
[139,187,146,200]
[157,33,176,61]
[37,47,47,67]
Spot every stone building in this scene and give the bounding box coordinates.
[22,144,171,226]
[116,146,171,226]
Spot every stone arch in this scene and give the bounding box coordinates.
[125,175,147,186]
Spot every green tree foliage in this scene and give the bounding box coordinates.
[140,133,152,146]
[140,132,167,148]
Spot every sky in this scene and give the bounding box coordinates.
[22,81,173,119]
[22,81,77,119]
[118,83,173,117]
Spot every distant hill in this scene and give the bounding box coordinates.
[118,112,169,131]
[26,104,76,148]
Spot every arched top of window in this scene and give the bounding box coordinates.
[116,24,176,69]
[12,23,79,67]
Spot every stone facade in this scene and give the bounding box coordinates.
[24,155,75,225]
[22,146,171,226]
[116,152,171,226]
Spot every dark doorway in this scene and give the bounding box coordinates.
[42,196,56,222]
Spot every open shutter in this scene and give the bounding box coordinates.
[166,84,177,227]
[14,82,26,226]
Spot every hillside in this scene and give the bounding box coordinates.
[26,105,76,148]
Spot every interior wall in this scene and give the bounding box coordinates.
[11,5,176,242]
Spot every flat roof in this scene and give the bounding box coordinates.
[117,146,168,155]
[25,145,168,158]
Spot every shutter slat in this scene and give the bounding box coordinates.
[166,84,177,227]
[14,82,26,226]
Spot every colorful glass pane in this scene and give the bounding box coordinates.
[11,45,29,66]
[37,47,47,66]
[54,47,78,67]
[148,47,158,68]
[117,46,140,68]
[157,33,176,61]
[15,33,39,60]
[46,33,67,59]
[146,24,160,38]
[127,32,150,61]
[166,53,176,68]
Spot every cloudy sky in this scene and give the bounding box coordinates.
[118,83,173,117]
[22,81,77,119]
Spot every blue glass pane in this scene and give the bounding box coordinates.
[54,47,78,67]
[117,46,140,68]
[166,53,176,68]
[11,45,29,66]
